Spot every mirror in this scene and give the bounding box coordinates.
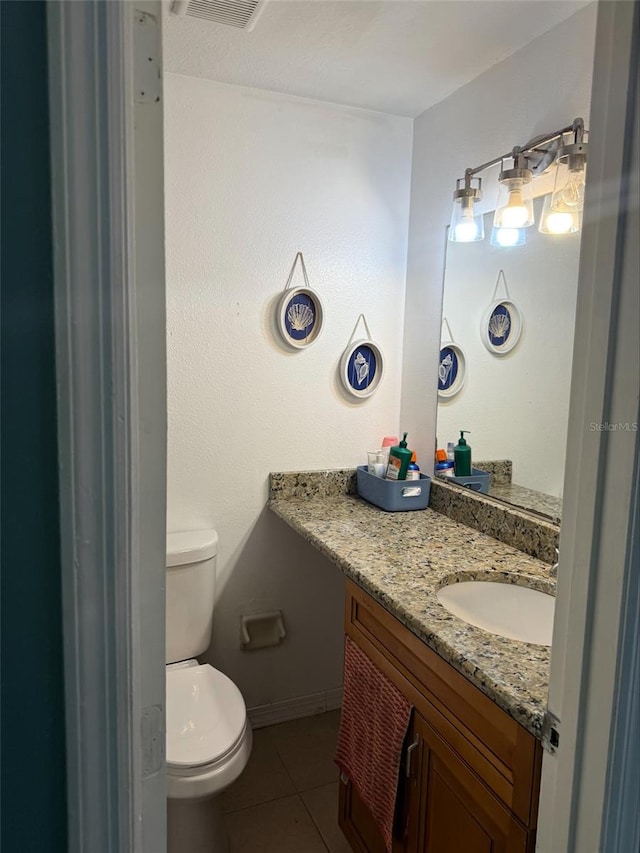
[436,196,581,523]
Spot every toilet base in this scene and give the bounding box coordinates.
[168,793,228,853]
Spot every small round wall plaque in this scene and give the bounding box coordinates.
[480,270,523,355]
[340,338,384,399]
[480,299,522,355]
[438,342,466,399]
[277,286,324,349]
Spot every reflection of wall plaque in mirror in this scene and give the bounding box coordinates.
[438,318,466,399]
[481,270,522,355]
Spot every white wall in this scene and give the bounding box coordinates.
[164,74,412,708]
[438,199,581,498]
[400,4,597,476]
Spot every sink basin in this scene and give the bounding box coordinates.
[436,580,555,646]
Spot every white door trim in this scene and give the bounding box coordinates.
[47,3,166,851]
[537,1,639,850]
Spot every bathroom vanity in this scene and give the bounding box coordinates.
[269,469,554,853]
[341,581,541,852]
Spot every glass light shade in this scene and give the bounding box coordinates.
[449,195,484,242]
[490,226,526,247]
[538,192,581,235]
[550,159,586,213]
[493,178,534,229]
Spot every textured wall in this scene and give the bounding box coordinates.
[400,4,597,476]
[164,74,412,707]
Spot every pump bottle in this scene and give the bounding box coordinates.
[453,431,472,477]
[386,432,412,481]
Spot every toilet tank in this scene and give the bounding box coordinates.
[166,529,219,665]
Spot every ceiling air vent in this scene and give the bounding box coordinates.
[171,0,268,31]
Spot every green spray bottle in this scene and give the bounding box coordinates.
[453,431,472,477]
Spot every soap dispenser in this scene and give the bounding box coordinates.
[386,432,412,481]
[453,431,472,477]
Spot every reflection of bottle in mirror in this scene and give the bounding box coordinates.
[446,442,455,462]
[454,431,472,477]
[435,449,454,476]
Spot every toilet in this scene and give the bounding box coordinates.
[166,530,252,853]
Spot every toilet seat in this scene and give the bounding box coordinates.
[166,661,252,800]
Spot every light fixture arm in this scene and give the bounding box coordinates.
[449,118,587,243]
[463,118,585,179]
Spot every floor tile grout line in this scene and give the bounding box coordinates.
[296,777,340,796]
[261,721,307,793]
[223,712,341,849]
[223,789,302,815]
[264,711,341,792]
[298,792,332,853]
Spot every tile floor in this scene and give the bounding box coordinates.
[222,709,351,853]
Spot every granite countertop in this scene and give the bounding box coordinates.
[269,471,553,740]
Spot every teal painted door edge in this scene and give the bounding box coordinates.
[1,2,68,851]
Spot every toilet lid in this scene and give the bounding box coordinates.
[166,663,247,770]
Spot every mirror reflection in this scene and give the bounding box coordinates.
[437,196,582,522]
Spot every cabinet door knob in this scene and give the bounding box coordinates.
[406,736,420,778]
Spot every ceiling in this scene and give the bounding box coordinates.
[162,0,590,118]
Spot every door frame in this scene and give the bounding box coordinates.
[46,1,638,851]
[47,2,167,851]
[536,1,639,850]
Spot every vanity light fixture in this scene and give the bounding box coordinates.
[449,117,588,244]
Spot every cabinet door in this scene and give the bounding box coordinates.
[338,718,421,853]
[412,713,529,853]
[338,775,388,853]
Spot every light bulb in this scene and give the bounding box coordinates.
[539,190,581,235]
[552,169,585,210]
[545,211,575,234]
[449,186,484,242]
[494,166,534,230]
[454,213,479,242]
[500,190,529,228]
[494,228,520,246]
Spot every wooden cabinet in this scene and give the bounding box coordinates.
[339,581,542,853]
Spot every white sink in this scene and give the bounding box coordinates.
[436,580,555,646]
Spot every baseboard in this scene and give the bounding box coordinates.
[326,687,343,711]
[248,688,343,729]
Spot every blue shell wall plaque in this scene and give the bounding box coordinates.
[284,292,317,342]
[488,303,512,346]
[438,346,458,391]
[278,287,324,348]
[481,299,522,355]
[347,344,377,392]
[339,323,384,399]
[480,270,522,355]
[277,252,324,349]
[437,341,466,399]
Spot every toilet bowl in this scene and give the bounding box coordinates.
[166,660,253,801]
[165,530,252,852]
